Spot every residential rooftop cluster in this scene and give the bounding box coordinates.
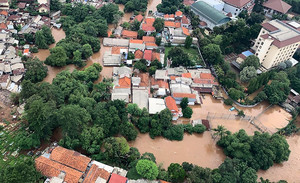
[35,145,168,183]
[111,66,221,120]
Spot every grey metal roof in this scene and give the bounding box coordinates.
[191,1,231,25]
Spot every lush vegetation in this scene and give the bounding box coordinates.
[217,129,290,171]
[165,47,203,67]
[24,58,48,83]
[157,0,184,14]
[35,26,55,49]
[44,3,123,67]
[114,0,148,12]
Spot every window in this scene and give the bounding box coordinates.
[236,9,238,11]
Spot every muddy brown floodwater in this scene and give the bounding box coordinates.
[130,94,295,181]
[32,28,76,83]
[129,132,226,169]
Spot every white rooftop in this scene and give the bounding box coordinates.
[268,20,300,41]
[148,98,166,114]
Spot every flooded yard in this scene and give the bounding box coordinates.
[129,132,226,169]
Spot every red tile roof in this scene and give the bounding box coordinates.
[183,0,194,6]
[142,36,155,43]
[170,76,178,80]
[146,42,158,48]
[142,24,155,32]
[0,10,8,16]
[182,15,189,24]
[83,164,110,183]
[200,73,215,80]
[175,22,181,28]
[193,78,218,85]
[165,21,176,27]
[18,2,26,9]
[7,15,20,21]
[165,96,179,113]
[137,73,149,87]
[143,49,152,60]
[109,173,127,183]
[152,52,160,61]
[151,78,169,88]
[145,17,155,25]
[0,22,7,29]
[164,14,175,19]
[262,22,279,32]
[111,47,121,54]
[50,146,91,172]
[263,0,291,14]
[223,0,252,8]
[182,73,192,78]
[182,27,190,36]
[35,156,83,183]
[173,93,196,99]
[199,21,207,26]
[117,77,131,88]
[107,30,112,37]
[260,34,270,39]
[272,35,300,48]
[122,30,138,39]
[130,39,144,44]
[134,49,144,59]
[134,14,143,22]
[175,10,183,17]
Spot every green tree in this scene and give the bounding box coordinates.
[184,36,193,49]
[41,26,55,45]
[134,60,147,72]
[82,44,93,59]
[168,163,186,183]
[213,125,228,139]
[183,107,193,118]
[240,66,257,83]
[0,157,42,183]
[24,58,48,83]
[35,30,48,49]
[228,88,245,101]
[153,18,165,32]
[180,97,188,109]
[25,97,56,140]
[50,0,62,11]
[163,125,184,141]
[73,50,85,67]
[136,159,159,180]
[148,66,157,76]
[202,44,223,65]
[240,55,260,69]
[169,47,192,67]
[102,137,130,163]
[155,37,162,46]
[80,125,104,154]
[187,166,213,183]
[264,80,290,104]
[131,19,141,31]
[193,124,206,134]
[120,121,138,141]
[138,30,145,39]
[45,46,68,67]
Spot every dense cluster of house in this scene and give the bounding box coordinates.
[0,0,63,91]
[35,145,169,183]
[111,66,220,120]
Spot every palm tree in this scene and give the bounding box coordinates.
[212,125,227,139]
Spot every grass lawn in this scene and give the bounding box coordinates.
[164,46,204,66]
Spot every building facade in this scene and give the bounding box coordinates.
[223,0,254,18]
[252,20,300,70]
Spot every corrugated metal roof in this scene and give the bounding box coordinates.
[191,1,231,25]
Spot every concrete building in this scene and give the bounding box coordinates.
[263,0,291,18]
[191,1,231,30]
[148,98,166,114]
[222,0,254,18]
[252,20,300,70]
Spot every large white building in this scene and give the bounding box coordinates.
[252,20,300,70]
[222,0,255,17]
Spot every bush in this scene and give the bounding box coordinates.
[30,46,39,53]
[192,124,206,134]
[163,125,184,141]
[183,124,193,134]
[224,98,233,106]
[183,107,193,118]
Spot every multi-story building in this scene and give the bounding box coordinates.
[252,20,300,70]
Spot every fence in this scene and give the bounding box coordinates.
[250,117,274,134]
[206,112,252,121]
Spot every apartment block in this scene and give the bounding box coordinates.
[252,20,300,70]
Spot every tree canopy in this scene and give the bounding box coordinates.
[136,159,159,180]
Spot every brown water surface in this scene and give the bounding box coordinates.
[129,132,226,169]
[32,28,76,83]
[146,0,161,16]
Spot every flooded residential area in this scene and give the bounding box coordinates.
[30,3,299,183]
[1,0,300,182]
